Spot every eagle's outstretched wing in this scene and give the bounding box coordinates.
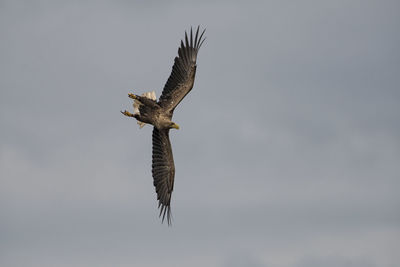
[152,127,175,225]
[158,26,205,115]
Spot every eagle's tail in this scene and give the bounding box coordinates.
[133,91,157,128]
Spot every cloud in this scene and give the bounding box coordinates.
[295,256,376,267]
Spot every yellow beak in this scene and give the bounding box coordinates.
[171,123,180,130]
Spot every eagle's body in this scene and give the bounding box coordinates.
[121,27,205,225]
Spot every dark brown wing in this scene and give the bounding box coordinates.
[152,127,175,225]
[158,26,205,115]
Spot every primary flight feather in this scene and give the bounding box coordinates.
[121,26,206,225]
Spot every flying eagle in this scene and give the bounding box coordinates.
[121,27,205,225]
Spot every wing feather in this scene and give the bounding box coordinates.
[158,26,206,114]
[152,127,175,225]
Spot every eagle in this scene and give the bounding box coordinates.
[121,27,205,225]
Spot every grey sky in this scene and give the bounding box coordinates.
[1,0,399,266]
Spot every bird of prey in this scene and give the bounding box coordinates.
[121,27,205,225]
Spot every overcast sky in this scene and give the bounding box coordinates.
[1,0,399,266]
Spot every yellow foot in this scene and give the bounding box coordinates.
[121,110,135,117]
[128,93,137,100]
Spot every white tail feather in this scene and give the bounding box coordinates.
[132,91,156,129]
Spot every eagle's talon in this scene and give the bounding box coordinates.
[121,110,135,117]
[128,93,137,100]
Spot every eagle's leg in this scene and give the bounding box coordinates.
[121,110,137,118]
[129,93,159,108]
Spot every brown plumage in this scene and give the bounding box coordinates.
[121,26,205,225]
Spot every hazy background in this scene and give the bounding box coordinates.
[1,0,399,266]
